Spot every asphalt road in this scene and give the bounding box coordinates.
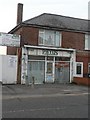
[2,92,88,118]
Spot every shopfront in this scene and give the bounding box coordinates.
[21,45,75,84]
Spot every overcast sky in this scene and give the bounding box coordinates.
[0,0,89,54]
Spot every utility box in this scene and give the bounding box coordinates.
[0,55,18,84]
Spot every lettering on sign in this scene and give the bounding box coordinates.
[42,50,58,56]
[0,32,20,47]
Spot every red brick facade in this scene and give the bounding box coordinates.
[62,31,85,50]
[7,27,86,53]
[7,24,90,86]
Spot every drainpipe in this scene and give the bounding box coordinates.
[16,3,23,84]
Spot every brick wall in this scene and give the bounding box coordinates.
[62,31,85,50]
[7,27,85,55]
[21,26,39,46]
[73,77,90,86]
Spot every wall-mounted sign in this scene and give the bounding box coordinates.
[0,32,20,47]
[28,48,71,57]
[42,50,58,56]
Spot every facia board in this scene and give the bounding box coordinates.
[0,32,20,47]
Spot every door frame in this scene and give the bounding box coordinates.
[45,57,55,83]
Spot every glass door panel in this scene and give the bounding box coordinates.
[46,62,54,83]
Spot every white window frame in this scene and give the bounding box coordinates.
[88,63,90,73]
[38,29,62,47]
[75,62,83,77]
[85,34,90,50]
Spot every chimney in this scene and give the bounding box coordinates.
[17,3,23,25]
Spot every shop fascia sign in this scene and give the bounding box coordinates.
[42,50,58,56]
[0,32,20,47]
[28,48,71,57]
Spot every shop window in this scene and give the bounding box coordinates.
[55,57,70,61]
[28,56,45,60]
[38,29,61,47]
[47,57,53,61]
[75,62,83,77]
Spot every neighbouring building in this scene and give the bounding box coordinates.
[7,3,90,85]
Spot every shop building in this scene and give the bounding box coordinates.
[21,45,75,84]
[7,3,90,85]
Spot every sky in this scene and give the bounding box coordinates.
[0,0,89,54]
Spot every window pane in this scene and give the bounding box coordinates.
[39,29,61,47]
[47,63,53,73]
[55,57,70,61]
[47,57,53,61]
[45,30,54,46]
[55,32,60,46]
[76,64,81,74]
[28,56,45,60]
[88,35,90,50]
[39,32,44,45]
[85,34,90,50]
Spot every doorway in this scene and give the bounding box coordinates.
[55,61,70,83]
[45,61,54,83]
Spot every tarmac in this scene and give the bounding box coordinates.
[2,83,89,100]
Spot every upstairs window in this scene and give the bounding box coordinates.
[85,34,90,50]
[38,29,61,47]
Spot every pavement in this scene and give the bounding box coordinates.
[2,83,89,100]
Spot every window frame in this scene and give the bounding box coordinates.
[88,63,90,74]
[85,34,90,50]
[75,62,83,77]
[38,29,62,47]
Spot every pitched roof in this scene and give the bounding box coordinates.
[23,13,88,32]
[9,13,89,33]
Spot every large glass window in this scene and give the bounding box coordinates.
[38,29,61,47]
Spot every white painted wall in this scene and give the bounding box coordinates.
[0,55,18,84]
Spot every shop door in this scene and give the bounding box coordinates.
[28,61,45,84]
[45,62,54,83]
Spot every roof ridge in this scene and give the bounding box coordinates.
[24,13,88,23]
[43,13,88,21]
